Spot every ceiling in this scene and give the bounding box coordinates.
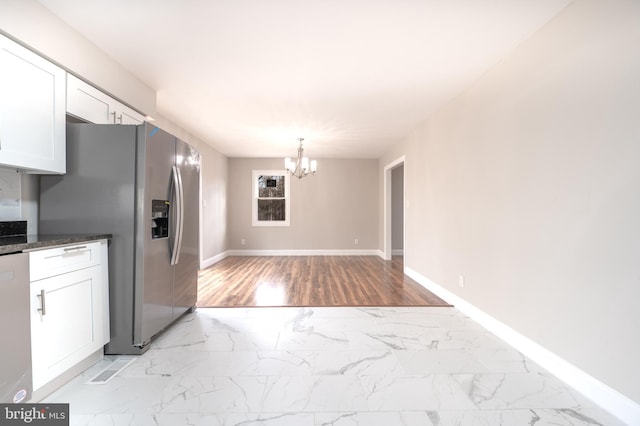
[37,0,572,159]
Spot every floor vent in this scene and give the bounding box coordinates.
[86,357,136,385]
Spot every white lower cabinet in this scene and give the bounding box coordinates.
[29,240,109,391]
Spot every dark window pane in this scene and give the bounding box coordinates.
[258,199,286,221]
[258,175,285,198]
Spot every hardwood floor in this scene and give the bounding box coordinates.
[197,255,451,307]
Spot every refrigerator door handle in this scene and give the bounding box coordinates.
[174,166,185,264]
[170,165,182,265]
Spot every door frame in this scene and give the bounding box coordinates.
[383,155,405,260]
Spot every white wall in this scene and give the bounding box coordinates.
[381,0,640,409]
[229,158,378,252]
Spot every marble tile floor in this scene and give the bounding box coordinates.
[44,307,624,425]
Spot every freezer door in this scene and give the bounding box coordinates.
[134,123,176,346]
[173,139,200,318]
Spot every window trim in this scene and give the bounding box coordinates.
[252,170,291,227]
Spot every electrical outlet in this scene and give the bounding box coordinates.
[241,238,246,246]
[458,275,465,288]
[354,238,359,245]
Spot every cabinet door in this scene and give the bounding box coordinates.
[30,266,103,390]
[0,35,65,174]
[66,74,114,124]
[116,104,145,125]
[67,74,145,125]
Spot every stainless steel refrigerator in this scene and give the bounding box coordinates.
[39,122,200,354]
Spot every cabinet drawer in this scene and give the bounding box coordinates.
[29,241,101,281]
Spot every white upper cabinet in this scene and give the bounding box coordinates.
[67,74,145,125]
[0,34,66,174]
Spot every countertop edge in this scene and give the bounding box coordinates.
[0,234,112,255]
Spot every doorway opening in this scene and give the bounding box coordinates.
[383,156,405,260]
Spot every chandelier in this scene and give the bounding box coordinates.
[284,138,317,179]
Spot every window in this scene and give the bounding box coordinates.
[252,170,290,227]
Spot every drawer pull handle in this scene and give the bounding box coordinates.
[38,289,46,316]
[63,246,87,252]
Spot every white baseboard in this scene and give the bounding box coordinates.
[228,249,381,256]
[392,249,404,256]
[200,251,230,269]
[404,266,640,425]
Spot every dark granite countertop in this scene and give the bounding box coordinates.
[0,234,112,255]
